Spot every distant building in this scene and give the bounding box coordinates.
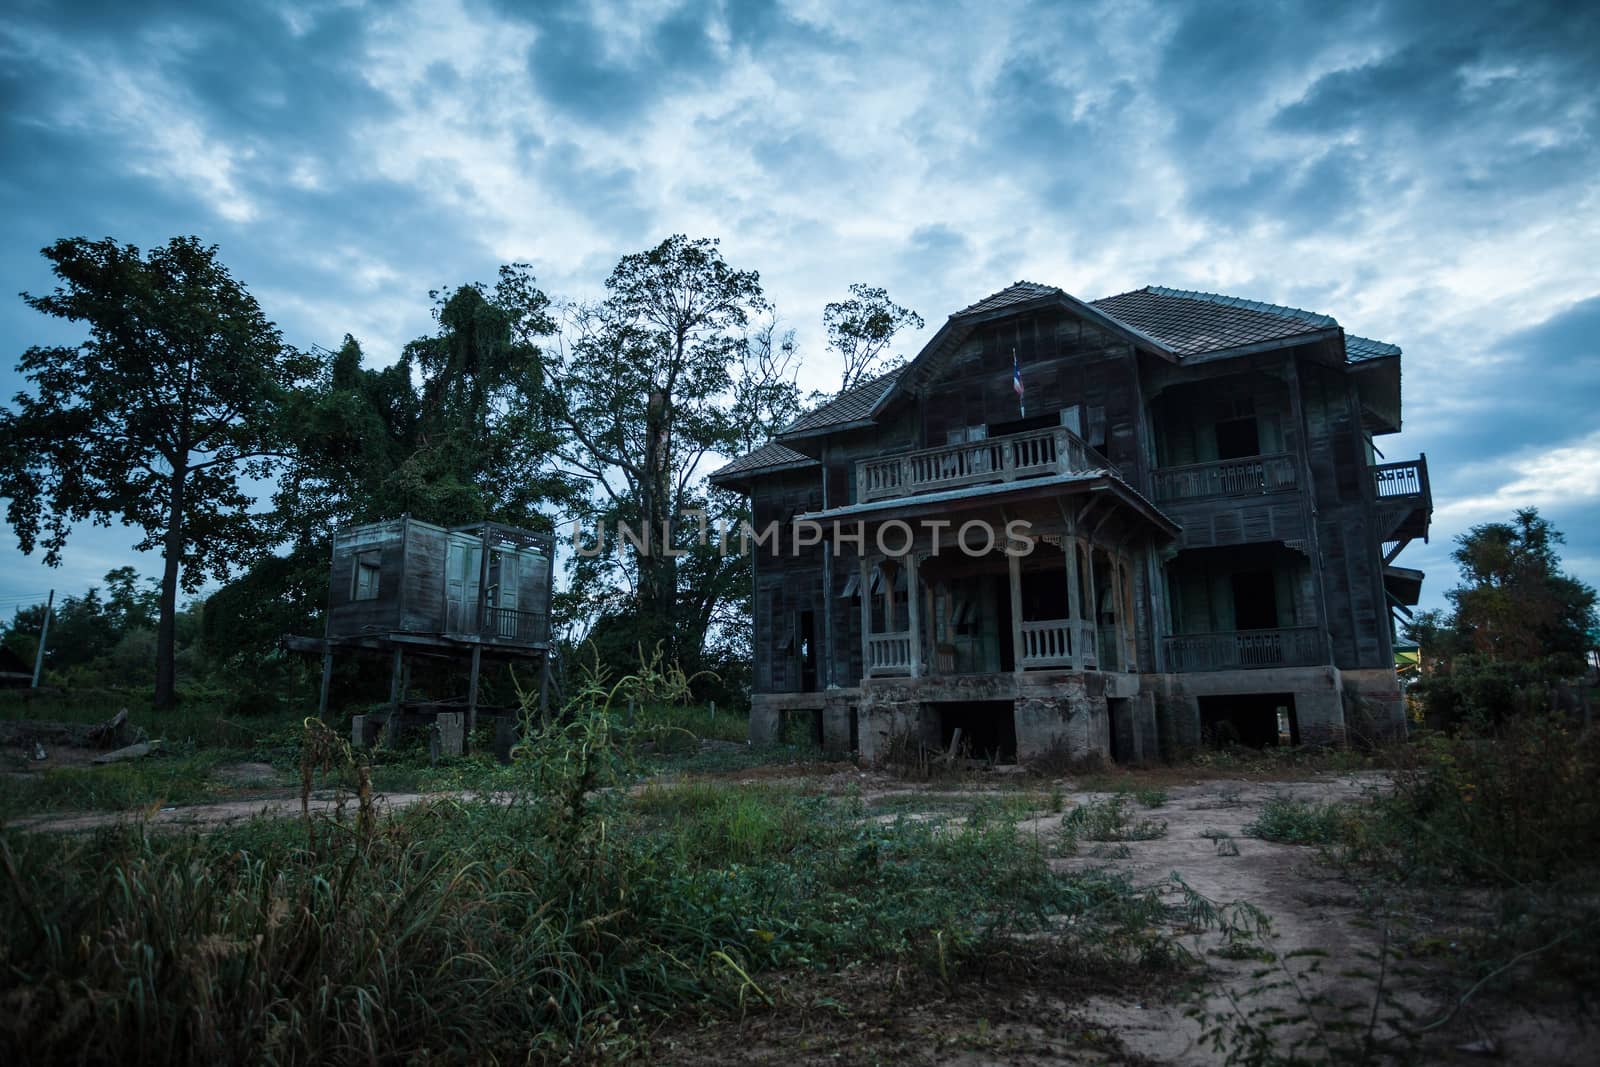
[711,283,1430,761]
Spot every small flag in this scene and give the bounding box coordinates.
[1012,347,1025,416]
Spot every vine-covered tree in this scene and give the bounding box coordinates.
[0,237,313,706]
[824,283,924,391]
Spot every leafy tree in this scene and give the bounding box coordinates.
[823,283,924,391]
[206,266,582,659]
[552,236,802,675]
[0,237,313,705]
[1405,508,1597,729]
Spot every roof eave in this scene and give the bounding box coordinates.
[1177,326,1343,364]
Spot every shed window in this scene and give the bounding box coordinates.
[353,551,381,601]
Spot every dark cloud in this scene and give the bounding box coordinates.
[519,1,724,125]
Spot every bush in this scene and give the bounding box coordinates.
[1347,717,1600,884]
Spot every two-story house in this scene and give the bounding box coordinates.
[710,283,1430,762]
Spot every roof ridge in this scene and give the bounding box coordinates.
[953,280,1061,317]
[1143,285,1338,329]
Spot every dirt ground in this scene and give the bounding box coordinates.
[7,763,1597,1064]
[659,769,1600,1065]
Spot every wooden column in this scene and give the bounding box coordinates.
[1008,548,1024,675]
[1109,552,1126,672]
[466,644,482,749]
[859,559,872,676]
[1082,541,1098,668]
[317,646,334,720]
[388,647,404,706]
[906,553,923,678]
[537,650,551,724]
[1064,536,1082,669]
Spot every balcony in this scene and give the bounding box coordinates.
[1162,626,1325,672]
[482,606,549,644]
[1151,453,1298,502]
[1373,455,1431,544]
[857,426,1105,504]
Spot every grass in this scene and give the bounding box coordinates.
[1243,796,1353,847]
[1059,795,1168,854]
[0,747,247,816]
[0,678,1222,1065]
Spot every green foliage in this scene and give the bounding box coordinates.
[1405,508,1597,730]
[1059,795,1168,852]
[1135,786,1170,808]
[1,236,315,706]
[1342,719,1600,885]
[553,235,804,683]
[1244,797,1354,847]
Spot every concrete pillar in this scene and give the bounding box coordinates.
[434,712,465,757]
[749,698,781,744]
[351,714,380,750]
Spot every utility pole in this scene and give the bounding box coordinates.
[31,589,53,688]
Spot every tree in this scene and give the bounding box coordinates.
[0,237,313,705]
[551,236,802,673]
[823,283,924,391]
[208,265,582,659]
[1405,508,1597,729]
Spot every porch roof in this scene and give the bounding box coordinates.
[797,470,1179,539]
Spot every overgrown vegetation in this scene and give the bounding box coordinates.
[0,664,1233,1063]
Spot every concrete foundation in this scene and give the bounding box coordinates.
[752,662,1401,763]
[1338,668,1409,741]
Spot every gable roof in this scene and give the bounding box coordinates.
[707,440,817,486]
[778,367,905,439]
[733,280,1401,473]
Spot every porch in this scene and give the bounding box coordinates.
[858,528,1141,679]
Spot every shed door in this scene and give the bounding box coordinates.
[446,538,482,632]
[491,551,519,638]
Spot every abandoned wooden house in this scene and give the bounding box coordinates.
[710,283,1431,761]
[289,517,556,753]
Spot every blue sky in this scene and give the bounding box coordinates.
[1,0,1597,617]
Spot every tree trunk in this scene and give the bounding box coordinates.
[154,469,186,708]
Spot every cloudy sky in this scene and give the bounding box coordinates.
[1,0,1596,618]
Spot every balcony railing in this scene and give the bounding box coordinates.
[1018,618,1098,670]
[481,607,549,643]
[866,631,914,675]
[1373,456,1428,500]
[1151,453,1298,502]
[1162,626,1325,672]
[857,426,1104,504]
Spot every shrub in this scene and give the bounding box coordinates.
[1244,797,1352,847]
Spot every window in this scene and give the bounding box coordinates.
[353,551,381,601]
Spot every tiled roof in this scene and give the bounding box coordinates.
[780,367,904,437]
[1089,286,1337,357]
[751,283,1398,461]
[1344,333,1401,362]
[707,441,817,484]
[954,281,1061,317]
